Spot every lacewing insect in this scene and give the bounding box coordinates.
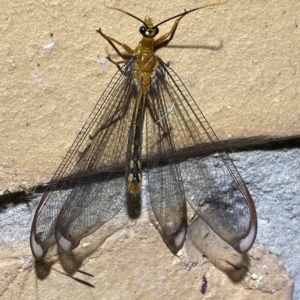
[30,1,257,260]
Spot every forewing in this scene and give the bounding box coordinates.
[145,65,189,254]
[30,59,136,259]
[145,112,188,253]
[145,58,257,254]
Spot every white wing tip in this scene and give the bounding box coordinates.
[58,235,73,253]
[234,219,257,253]
[30,232,44,259]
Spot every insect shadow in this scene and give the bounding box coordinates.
[185,216,251,283]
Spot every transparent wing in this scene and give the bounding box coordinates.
[145,58,257,254]
[30,59,137,259]
[145,94,188,254]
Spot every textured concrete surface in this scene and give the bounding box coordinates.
[0,216,294,300]
[1,0,300,192]
[1,148,299,299]
[232,148,300,300]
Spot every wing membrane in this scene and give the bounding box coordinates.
[30,59,137,259]
[145,58,257,254]
[31,54,257,259]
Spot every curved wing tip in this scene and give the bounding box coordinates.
[58,235,74,253]
[234,219,257,253]
[168,220,187,254]
[30,234,45,260]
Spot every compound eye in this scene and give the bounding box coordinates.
[153,27,159,35]
[139,26,146,35]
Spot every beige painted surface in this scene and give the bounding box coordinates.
[0,0,299,191]
[0,217,294,300]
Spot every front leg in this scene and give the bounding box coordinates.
[153,15,185,51]
[154,2,227,51]
[97,28,135,61]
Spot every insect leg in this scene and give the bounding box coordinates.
[153,15,185,51]
[106,54,126,72]
[97,28,135,59]
[154,1,228,50]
